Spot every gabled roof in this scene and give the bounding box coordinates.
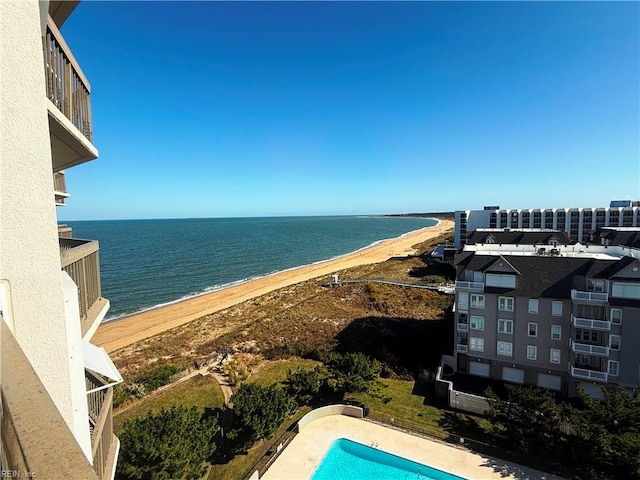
[484,255,521,275]
[589,228,640,248]
[465,230,573,246]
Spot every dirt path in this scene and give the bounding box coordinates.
[94,220,453,353]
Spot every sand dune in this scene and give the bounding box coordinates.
[93,219,454,353]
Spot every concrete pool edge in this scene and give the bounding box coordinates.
[258,408,568,480]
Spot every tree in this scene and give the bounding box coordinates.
[285,366,326,405]
[570,387,640,478]
[228,383,296,451]
[484,385,564,456]
[325,352,382,394]
[116,406,218,480]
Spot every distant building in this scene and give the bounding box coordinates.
[452,232,640,399]
[454,204,640,248]
[1,1,120,477]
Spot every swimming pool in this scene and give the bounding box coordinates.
[310,438,467,480]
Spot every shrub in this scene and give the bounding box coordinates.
[134,364,180,392]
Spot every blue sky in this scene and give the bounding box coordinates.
[58,1,640,220]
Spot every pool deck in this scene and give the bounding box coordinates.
[261,415,565,480]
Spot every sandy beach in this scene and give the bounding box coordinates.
[93,218,454,353]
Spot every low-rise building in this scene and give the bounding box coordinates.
[453,237,640,399]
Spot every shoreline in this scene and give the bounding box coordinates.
[102,219,436,324]
[93,218,454,353]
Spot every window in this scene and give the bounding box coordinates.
[470,316,484,330]
[497,341,513,357]
[550,348,561,364]
[608,360,619,377]
[470,294,485,309]
[609,335,621,350]
[528,322,538,337]
[469,337,484,352]
[552,301,563,316]
[497,319,513,334]
[528,299,539,314]
[610,308,623,324]
[498,296,514,312]
[486,273,516,288]
[587,278,606,293]
[527,345,537,360]
[457,291,469,311]
[551,325,562,340]
[611,282,640,299]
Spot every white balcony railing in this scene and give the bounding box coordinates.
[457,323,469,332]
[570,364,608,382]
[571,289,608,303]
[571,315,611,331]
[455,281,485,291]
[456,344,468,353]
[570,340,610,357]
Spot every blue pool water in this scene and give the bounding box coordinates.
[311,438,467,480]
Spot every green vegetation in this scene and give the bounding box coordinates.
[248,358,319,386]
[114,374,224,431]
[227,383,296,453]
[116,405,219,480]
[284,366,326,405]
[325,351,382,394]
[485,385,640,479]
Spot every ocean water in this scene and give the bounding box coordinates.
[66,216,437,321]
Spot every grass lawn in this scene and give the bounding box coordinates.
[247,357,320,386]
[207,406,311,480]
[114,374,225,431]
[350,377,489,440]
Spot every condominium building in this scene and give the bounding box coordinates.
[453,232,640,399]
[1,1,121,478]
[454,203,640,248]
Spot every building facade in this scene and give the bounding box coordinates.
[1,1,120,478]
[454,204,640,248]
[453,239,640,399]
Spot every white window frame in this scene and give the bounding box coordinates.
[470,315,484,331]
[469,337,484,352]
[550,348,561,364]
[497,341,513,357]
[528,299,539,314]
[527,345,537,360]
[609,334,621,351]
[528,322,538,337]
[551,324,562,341]
[470,294,485,309]
[497,319,513,334]
[610,308,623,325]
[587,278,606,293]
[608,360,619,377]
[552,301,563,316]
[611,282,640,299]
[498,296,514,312]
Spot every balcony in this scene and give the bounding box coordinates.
[456,344,468,353]
[571,315,611,331]
[44,16,98,171]
[60,238,108,337]
[455,281,485,291]
[54,171,69,206]
[570,364,608,383]
[570,339,609,357]
[571,289,608,303]
[457,323,469,332]
[1,321,99,478]
[86,371,118,480]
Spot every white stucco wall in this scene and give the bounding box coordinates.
[0,0,91,459]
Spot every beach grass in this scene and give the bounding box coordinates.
[113,374,224,431]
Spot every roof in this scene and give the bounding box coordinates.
[465,230,573,246]
[588,228,640,248]
[455,252,619,299]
